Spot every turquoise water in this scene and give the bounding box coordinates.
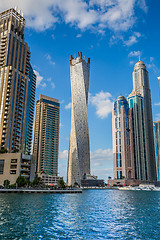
[0,190,160,239]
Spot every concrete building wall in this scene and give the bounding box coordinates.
[67,52,90,186]
[0,8,36,154]
[0,152,35,185]
[33,95,60,177]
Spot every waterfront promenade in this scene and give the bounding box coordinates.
[0,188,82,194]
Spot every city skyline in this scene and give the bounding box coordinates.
[0,1,160,182]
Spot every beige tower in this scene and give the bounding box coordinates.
[33,95,60,177]
[67,52,90,186]
[0,8,36,154]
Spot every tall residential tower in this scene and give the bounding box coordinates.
[67,52,90,186]
[33,95,60,183]
[130,60,157,181]
[0,8,36,154]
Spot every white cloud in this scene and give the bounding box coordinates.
[76,33,82,38]
[34,70,46,88]
[124,32,141,46]
[128,50,142,57]
[137,0,148,13]
[59,150,68,160]
[155,113,160,121]
[65,102,72,109]
[51,34,55,39]
[58,148,113,182]
[154,102,160,106]
[45,54,55,65]
[0,0,147,34]
[129,60,135,65]
[90,148,113,181]
[89,91,113,119]
[51,82,55,89]
[91,148,112,162]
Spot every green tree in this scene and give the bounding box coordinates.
[0,148,8,153]
[58,179,65,188]
[12,149,19,153]
[3,179,10,188]
[32,177,43,187]
[16,175,26,187]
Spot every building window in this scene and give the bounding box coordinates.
[10,164,17,169]
[0,160,4,174]
[117,171,122,179]
[10,170,16,174]
[11,159,17,163]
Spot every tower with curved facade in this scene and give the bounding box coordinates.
[128,60,157,181]
[67,52,90,186]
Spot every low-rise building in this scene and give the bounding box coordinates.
[0,153,35,185]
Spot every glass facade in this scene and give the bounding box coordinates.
[113,96,130,179]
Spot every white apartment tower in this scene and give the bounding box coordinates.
[67,52,90,186]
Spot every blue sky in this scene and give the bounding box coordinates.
[1,0,160,182]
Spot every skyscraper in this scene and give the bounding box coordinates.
[153,121,160,181]
[128,91,147,180]
[129,60,157,181]
[0,8,36,154]
[33,95,60,180]
[112,96,135,180]
[67,52,90,186]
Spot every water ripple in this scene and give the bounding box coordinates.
[0,190,160,239]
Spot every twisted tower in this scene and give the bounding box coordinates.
[67,52,90,186]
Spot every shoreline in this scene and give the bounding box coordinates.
[0,188,82,194]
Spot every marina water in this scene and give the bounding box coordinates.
[0,190,160,239]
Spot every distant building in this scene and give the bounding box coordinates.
[0,153,35,185]
[0,8,36,154]
[112,95,135,180]
[67,52,90,186]
[33,95,60,184]
[81,174,105,187]
[153,121,160,181]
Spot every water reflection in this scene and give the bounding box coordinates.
[0,190,159,239]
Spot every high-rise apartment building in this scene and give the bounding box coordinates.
[33,95,60,178]
[67,52,90,186]
[128,91,147,180]
[153,121,160,181]
[130,60,157,181]
[112,60,157,185]
[112,96,135,180]
[0,8,36,154]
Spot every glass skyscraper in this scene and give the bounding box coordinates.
[0,8,36,154]
[112,60,157,182]
[130,60,157,181]
[112,96,135,180]
[33,95,60,177]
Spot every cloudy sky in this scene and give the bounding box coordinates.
[1,0,160,182]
